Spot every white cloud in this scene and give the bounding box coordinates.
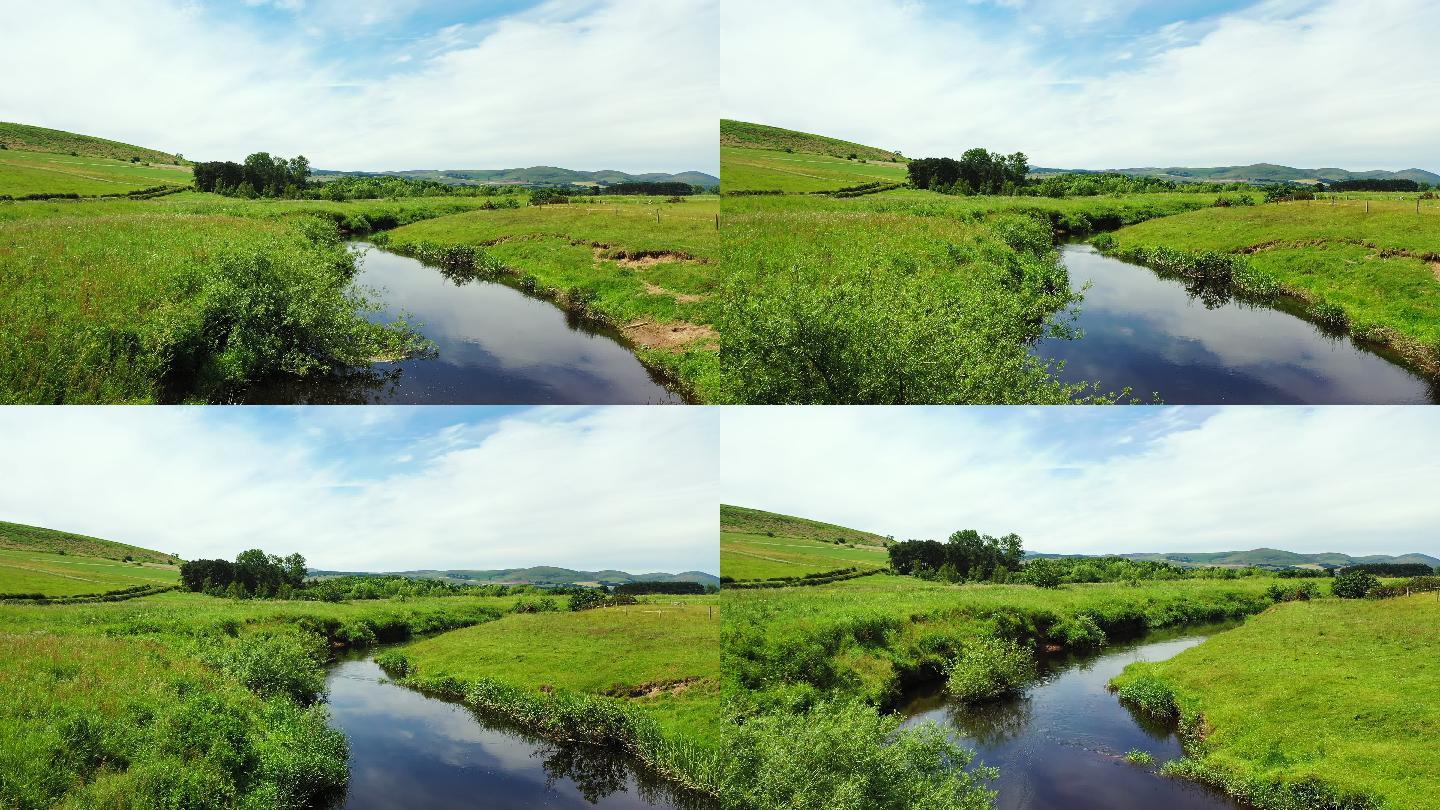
[722,0,1440,170]
[0,407,718,574]
[0,0,717,173]
[719,407,1440,557]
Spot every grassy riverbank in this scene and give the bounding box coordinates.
[0,194,505,403]
[382,195,721,400]
[379,597,722,796]
[1112,593,1440,810]
[1103,198,1440,376]
[0,590,510,809]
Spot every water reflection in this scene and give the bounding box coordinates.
[901,623,1252,810]
[324,657,712,810]
[1037,244,1437,404]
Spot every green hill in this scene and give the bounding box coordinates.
[1033,162,1440,186]
[720,120,905,162]
[1031,547,1440,570]
[0,122,186,165]
[720,504,889,547]
[312,166,719,188]
[0,520,177,564]
[308,565,719,587]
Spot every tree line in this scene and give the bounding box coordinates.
[179,549,308,598]
[1320,178,1426,192]
[192,153,312,197]
[887,530,1026,582]
[906,149,1029,195]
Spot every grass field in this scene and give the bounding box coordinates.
[1113,594,1440,810]
[0,519,177,563]
[720,504,890,546]
[1107,198,1440,374]
[0,121,186,165]
[0,148,191,197]
[0,590,511,809]
[721,145,908,193]
[0,194,507,403]
[721,120,906,163]
[0,548,177,597]
[397,599,720,748]
[383,195,722,399]
[720,531,889,581]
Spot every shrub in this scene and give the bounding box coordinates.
[946,637,1035,702]
[1053,613,1108,650]
[568,589,607,611]
[374,650,413,678]
[1332,570,1379,599]
[212,632,328,704]
[1125,749,1156,766]
[1115,672,1179,718]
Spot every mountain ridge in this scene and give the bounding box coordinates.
[307,565,720,587]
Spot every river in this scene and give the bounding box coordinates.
[1036,244,1437,403]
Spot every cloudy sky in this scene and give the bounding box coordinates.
[721,407,1440,557]
[0,0,717,173]
[0,406,718,574]
[723,0,1440,171]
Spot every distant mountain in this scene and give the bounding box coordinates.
[1027,547,1440,570]
[307,565,719,588]
[1032,163,1440,186]
[720,120,907,163]
[720,504,890,547]
[312,166,718,188]
[0,520,177,564]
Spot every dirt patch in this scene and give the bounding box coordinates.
[591,245,703,267]
[641,281,706,303]
[620,319,718,351]
[604,677,701,699]
[1431,261,1440,281]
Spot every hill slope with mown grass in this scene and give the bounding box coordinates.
[0,520,175,563]
[720,505,889,546]
[0,122,186,164]
[721,120,905,162]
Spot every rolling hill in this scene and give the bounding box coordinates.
[0,520,177,564]
[1028,547,1440,570]
[0,520,179,598]
[720,506,890,582]
[312,166,718,188]
[721,120,906,162]
[307,565,719,588]
[720,505,889,546]
[0,122,187,165]
[1033,162,1440,186]
[0,122,192,197]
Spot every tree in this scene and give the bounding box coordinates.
[1332,569,1379,599]
[1023,559,1062,588]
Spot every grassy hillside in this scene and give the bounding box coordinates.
[1113,594,1440,810]
[0,547,177,598]
[0,520,175,563]
[1115,548,1440,569]
[721,120,905,162]
[0,122,185,165]
[316,166,719,188]
[721,145,908,193]
[311,565,720,587]
[720,505,888,546]
[721,531,889,581]
[1098,162,1440,186]
[0,148,191,197]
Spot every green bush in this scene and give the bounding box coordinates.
[946,637,1035,702]
[1052,613,1108,650]
[1114,672,1178,719]
[1331,570,1379,599]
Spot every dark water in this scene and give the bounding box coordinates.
[901,623,1249,810]
[1036,244,1437,403]
[247,243,681,404]
[324,657,711,810]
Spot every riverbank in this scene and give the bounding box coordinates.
[1111,593,1440,810]
[1100,199,1440,379]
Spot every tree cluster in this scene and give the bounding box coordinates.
[1321,178,1420,192]
[1339,562,1436,577]
[600,182,696,196]
[612,581,707,595]
[179,549,307,597]
[906,149,1029,195]
[193,152,311,197]
[888,530,1025,582]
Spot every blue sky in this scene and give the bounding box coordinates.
[0,406,718,574]
[0,0,717,172]
[721,406,1440,557]
[723,0,1440,170]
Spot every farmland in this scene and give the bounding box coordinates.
[1113,593,1440,810]
[0,148,191,198]
[1104,198,1440,375]
[720,506,889,582]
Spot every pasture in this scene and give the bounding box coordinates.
[0,548,177,598]
[384,194,722,399]
[1107,198,1440,374]
[721,145,907,193]
[1114,593,1440,810]
[720,531,888,581]
[0,148,190,198]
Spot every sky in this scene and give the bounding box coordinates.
[722,0,1440,171]
[0,406,718,574]
[0,0,717,173]
[720,407,1440,558]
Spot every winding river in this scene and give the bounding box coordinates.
[901,623,1250,810]
[247,243,681,404]
[323,656,713,810]
[1036,244,1438,403]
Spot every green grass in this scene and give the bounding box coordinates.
[1112,594,1440,810]
[396,599,720,748]
[0,548,177,598]
[721,119,906,163]
[1107,199,1440,374]
[0,121,186,165]
[721,531,889,581]
[720,504,890,546]
[0,590,511,809]
[0,194,504,403]
[0,519,176,564]
[0,148,191,197]
[721,145,908,193]
[383,195,721,399]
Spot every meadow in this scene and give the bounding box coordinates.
[719,531,889,581]
[0,548,177,598]
[0,148,191,198]
[1104,197,1440,375]
[382,194,722,400]
[1113,593,1440,810]
[720,145,907,193]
